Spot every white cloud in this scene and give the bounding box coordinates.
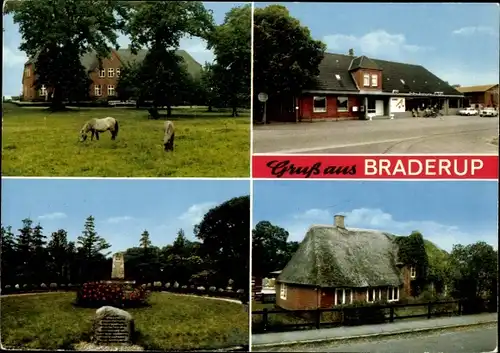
[281,207,497,252]
[323,30,430,60]
[37,212,67,220]
[178,202,217,225]
[2,45,27,68]
[428,64,499,86]
[105,216,134,224]
[452,26,498,37]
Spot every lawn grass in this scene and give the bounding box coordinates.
[1,103,250,177]
[1,292,249,350]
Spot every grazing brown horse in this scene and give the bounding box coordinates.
[79,117,119,142]
[163,120,175,151]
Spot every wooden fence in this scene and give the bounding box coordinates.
[252,299,494,333]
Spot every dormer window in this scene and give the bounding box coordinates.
[335,74,341,80]
[371,74,378,87]
[410,266,416,278]
[400,79,405,85]
[363,74,370,87]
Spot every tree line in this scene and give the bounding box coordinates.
[252,220,498,304]
[7,0,250,115]
[1,195,250,291]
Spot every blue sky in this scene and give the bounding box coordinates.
[257,2,499,88]
[2,179,250,254]
[2,1,249,96]
[253,181,498,252]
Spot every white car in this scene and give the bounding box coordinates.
[459,107,478,116]
[479,107,499,117]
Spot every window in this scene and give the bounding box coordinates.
[388,287,399,302]
[108,68,114,77]
[280,283,287,300]
[335,74,341,80]
[313,96,327,113]
[116,68,121,77]
[378,288,383,301]
[410,266,416,278]
[371,74,378,87]
[363,74,370,87]
[94,85,102,96]
[25,68,31,77]
[39,85,47,97]
[337,97,349,112]
[400,79,405,85]
[335,289,353,305]
[367,288,375,303]
[107,85,115,96]
[99,69,105,78]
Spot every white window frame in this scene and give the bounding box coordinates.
[378,288,383,301]
[107,85,115,96]
[410,266,416,279]
[371,74,378,87]
[366,288,376,303]
[94,85,102,97]
[313,96,327,113]
[387,287,400,302]
[39,85,47,97]
[363,74,370,87]
[335,289,353,305]
[280,283,287,300]
[336,96,349,112]
[99,69,106,78]
[116,68,121,77]
[108,68,114,78]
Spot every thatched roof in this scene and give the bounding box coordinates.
[278,225,403,288]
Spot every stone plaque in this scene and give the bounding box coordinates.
[94,306,133,344]
[111,252,125,279]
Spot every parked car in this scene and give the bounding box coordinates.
[479,107,499,117]
[458,107,478,116]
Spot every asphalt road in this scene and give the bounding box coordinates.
[253,116,499,154]
[260,325,498,353]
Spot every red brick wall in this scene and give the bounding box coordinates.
[299,94,361,120]
[22,63,37,100]
[353,69,383,91]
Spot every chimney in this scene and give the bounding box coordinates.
[348,48,354,57]
[334,214,345,228]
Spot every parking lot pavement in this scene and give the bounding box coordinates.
[253,116,499,154]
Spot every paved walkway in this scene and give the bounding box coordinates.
[252,313,498,347]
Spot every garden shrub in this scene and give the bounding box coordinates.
[76,281,150,308]
[342,302,388,326]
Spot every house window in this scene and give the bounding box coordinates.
[25,68,31,77]
[388,287,399,302]
[400,79,405,85]
[99,69,105,78]
[335,74,341,80]
[280,283,287,300]
[39,85,47,97]
[337,97,349,112]
[116,68,121,77]
[363,74,370,87]
[367,288,375,303]
[94,85,102,96]
[313,96,327,113]
[371,74,378,87]
[335,289,353,305]
[108,68,114,77]
[107,85,115,96]
[378,288,383,301]
[410,266,416,279]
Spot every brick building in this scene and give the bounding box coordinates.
[259,51,464,123]
[275,215,417,311]
[21,48,201,101]
[456,84,499,108]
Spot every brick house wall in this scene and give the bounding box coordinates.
[299,94,361,120]
[276,265,415,311]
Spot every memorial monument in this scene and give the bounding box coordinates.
[102,252,135,284]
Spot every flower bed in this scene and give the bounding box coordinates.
[75,282,150,308]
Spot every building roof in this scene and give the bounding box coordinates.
[277,225,403,288]
[313,52,462,96]
[456,84,499,93]
[26,48,203,79]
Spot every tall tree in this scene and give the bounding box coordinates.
[77,216,111,258]
[1,225,17,284]
[194,195,249,290]
[47,229,69,282]
[139,230,152,249]
[10,0,130,110]
[208,4,251,116]
[252,221,291,278]
[253,5,325,117]
[126,1,214,115]
[15,218,34,282]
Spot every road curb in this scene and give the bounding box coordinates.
[252,320,498,349]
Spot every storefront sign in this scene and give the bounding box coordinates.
[390,98,406,113]
[408,92,444,96]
